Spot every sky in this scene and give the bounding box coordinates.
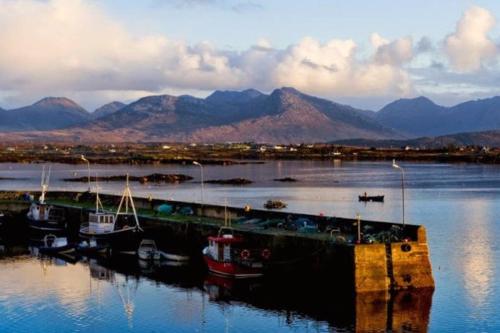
[1,0,500,111]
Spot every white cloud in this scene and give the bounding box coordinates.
[0,0,448,109]
[444,6,498,72]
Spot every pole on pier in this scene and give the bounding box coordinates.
[193,161,204,205]
[392,159,406,227]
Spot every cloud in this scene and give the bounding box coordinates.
[444,6,498,72]
[0,0,416,108]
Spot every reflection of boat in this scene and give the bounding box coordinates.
[137,239,161,261]
[27,166,66,232]
[202,227,268,279]
[264,200,287,209]
[79,176,142,250]
[358,194,384,202]
[161,252,190,262]
[39,234,75,255]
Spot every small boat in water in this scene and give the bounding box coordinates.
[79,176,143,246]
[137,239,161,261]
[358,193,384,202]
[77,238,110,256]
[202,227,269,279]
[39,234,75,255]
[27,166,66,232]
[264,200,287,209]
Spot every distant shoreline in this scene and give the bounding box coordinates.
[0,143,498,165]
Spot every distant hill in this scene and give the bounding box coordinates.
[0,97,90,132]
[77,87,399,143]
[375,96,500,137]
[332,130,500,148]
[3,88,500,143]
[92,102,126,119]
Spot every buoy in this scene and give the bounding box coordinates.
[240,249,250,260]
[261,248,271,260]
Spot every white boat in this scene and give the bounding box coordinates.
[27,166,66,232]
[39,234,75,255]
[137,239,161,261]
[79,176,143,243]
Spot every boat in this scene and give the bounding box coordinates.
[27,166,66,232]
[202,227,269,279]
[137,239,161,261]
[264,200,287,209]
[358,193,384,202]
[76,238,110,256]
[39,234,75,255]
[79,176,143,247]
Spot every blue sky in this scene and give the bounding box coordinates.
[0,0,500,110]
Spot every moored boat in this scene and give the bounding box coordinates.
[79,176,143,247]
[137,239,161,261]
[358,194,384,202]
[202,227,270,279]
[39,234,75,255]
[77,238,110,256]
[27,166,66,232]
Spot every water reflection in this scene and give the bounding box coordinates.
[0,247,433,333]
[458,200,495,310]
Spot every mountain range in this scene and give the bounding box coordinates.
[1,88,500,144]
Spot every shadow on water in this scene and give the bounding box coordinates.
[0,235,434,333]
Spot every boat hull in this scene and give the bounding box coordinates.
[358,195,384,202]
[203,255,263,279]
[28,218,66,232]
[79,226,141,253]
[39,245,75,255]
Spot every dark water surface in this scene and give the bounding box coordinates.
[0,160,499,332]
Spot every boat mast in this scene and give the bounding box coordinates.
[94,176,104,214]
[39,165,51,204]
[115,174,142,230]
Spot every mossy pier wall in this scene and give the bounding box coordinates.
[0,191,434,293]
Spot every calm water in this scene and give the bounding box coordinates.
[0,160,499,332]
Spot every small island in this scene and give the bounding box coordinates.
[64,173,193,184]
[274,177,298,182]
[205,178,253,185]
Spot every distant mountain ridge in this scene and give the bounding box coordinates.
[0,97,90,131]
[1,88,500,144]
[375,96,500,137]
[332,130,500,148]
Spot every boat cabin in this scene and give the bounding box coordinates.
[88,212,116,234]
[205,234,243,262]
[28,203,51,221]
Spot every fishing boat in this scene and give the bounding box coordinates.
[358,193,385,202]
[202,227,269,279]
[79,176,143,247]
[27,166,66,232]
[137,239,161,261]
[39,234,75,255]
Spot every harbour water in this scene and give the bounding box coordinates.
[0,160,499,332]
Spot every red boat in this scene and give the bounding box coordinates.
[202,228,270,279]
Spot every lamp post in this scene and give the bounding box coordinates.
[193,161,204,205]
[392,159,405,227]
[81,155,91,192]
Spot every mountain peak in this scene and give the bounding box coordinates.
[92,101,126,119]
[34,97,82,109]
[206,89,264,104]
